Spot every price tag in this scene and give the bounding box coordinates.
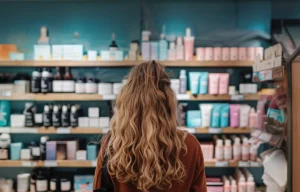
[176,94,190,100]
[258,132,272,142]
[44,160,58,167]
[231,95,244,101]
[102,95,116,100]
[250,161,262,167]
[208,128,222,134]
[238,161,250,167]
[215,161,229,167]
[56,128,71,134]
[91,160,97,167]
[22,161,32,167]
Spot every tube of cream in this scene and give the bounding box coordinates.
[189,72,201,95]
[230,104,240,128]
[200,104,213,127]
[210,104,222,128]
[187,110,202,128]
[218,73,229,94]
[199,72,208,94]
[220,104,229,128]
[239,105,251,128]
[208,73,220,95]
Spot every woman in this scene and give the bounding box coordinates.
[94,61,207,192]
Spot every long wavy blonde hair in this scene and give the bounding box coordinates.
[105,61,187,191]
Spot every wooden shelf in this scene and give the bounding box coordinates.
[0,160,262,168]
[253,66,285,82]
[0,60,254,67]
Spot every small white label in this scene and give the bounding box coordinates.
[215,161,229,167]
[250,161,262,167]
[208,128,222,134]
[258,132,272,142]
[102,94,116,100]
[176,94,190,100]
[32,147,40,156]
[231,95,244,101]
[44,160,58,167]
[22,161,32,167]
[91,160,97,167]
[56,127,71,134]
[238,161,250,167]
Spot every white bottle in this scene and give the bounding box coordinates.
[246,176,255,192]
[224,139,232,160]
[238,176,247,192]
[176,37,184,60]
[215,139,224,161]
[230,177,238,192]
[242,137,250,161]
[179,70,187,94]
[233,137,241,160]
[168,42,176,60]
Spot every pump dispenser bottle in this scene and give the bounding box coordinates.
[184,28,195,61]
[176,37,184,60]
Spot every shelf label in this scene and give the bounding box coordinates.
[231,95,244,101]
[215,161,229,167]
[56,128,71,134]
[91,160,97,167]
[45,160,58,167]
[12,128,39,133]
[102,95,116,100]
[250,161,262,167]
[22,161,32,167]
[238,161,250,167]
[208,128,222,134]
[176,94,190,100]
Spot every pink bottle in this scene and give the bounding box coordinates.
[213,47,222,60]
[238,177,247,192]
[238,47,247,60]
[233,137,241,160]
[219,73,229,94]
[215,139,224,161]
[204,47,214,61]
[222,47,230,60]
[246,47,256,61]
[230,178,238,192]
[248,108,257,128]
[223,176,231,192]
[224,139,232,160]
[184,28,195,61]
[230,104,240,128]
[230,47,238,60]
[242,137,250,161]
[196,48,205,61]
[247,176,255,192]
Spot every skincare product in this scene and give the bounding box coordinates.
[168,42,176,60]
[70,105,79,127]
[213,47,222,60]
[24,103,35,127]
[63,67,75,93]
[52,67,63,93]
[89,118,99,128]
[159,31,168,61]
[170,79,180,94]
[189,72,201,94]
[75,78,85,93]
[220,104,229,127]
[215,139,224,161]
[76,150,87,160]
[31,68,41,93]
[222,48,230,61]
[87,145,97,160]
[230,47,238,60]
[60,178,71,192]
[176,37,184,60]
[267,108,285,123]
[85,78,98,94]
[113,83,123,95]
[242,137,250,161]
[208,73,220,95]
[88,50,97,61]
[246,176,255,192]
[109,33,118,53]
[255,47,264,60]
[46,141,56,160]
[41,68,52,93]
[10,114,25,127]
[196,48,205,61]
[179,70,187,94]
[150,42,159,60]
[17,173,30,192]
[98,83,113,95]
[239,105,250,128]
[224,139,232,160]
[43,104,52,127]
[21,149,31,160]
[184,28,194,61]
[0,101,10,127]
[30,142,40,160]
[219,73,229,94]
[50,178,57,192]
[78,117,89,127]
[61,105,70,127]
[230,105,240,128]
[36,170,48,192]
[250,142,259,161]
[204,47,213,61]
[186,110,201,128]
[178,103,188,126]
[100,50,110,61]
[248,108,257,128]
[40,136,49,160]
[199,72,208,94]
[200,104,213,128]
[247,47,256,61]
[88,107,99,118]
[238,176,247,192]
[141,31,151,61]
[99,117,110,128]
[52,105,61,127]
[224,177,231,192]
[10,142,23,160]
[211,104,222,128]
[66,141,78,160]
[238,48,247,60]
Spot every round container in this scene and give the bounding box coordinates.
[113,83,123,95]
[230,47,238,60]
[17,173,30,192]
[98,83,113,95]
[213,47,222,61]
[75,78,86,94]
[221,47,230,61]
[50,178,57,192]
[204,47,213,61]
[196,48,205,61]
[60,178,71,192]
[85,78,98,94]
[36,175,48,192]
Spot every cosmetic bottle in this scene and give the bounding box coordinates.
[17,173,30,192]
[85,78,98,94]
[63,67,75,93]
[184,28,194,61]
[50,178,57,192]
[238,176,247,192]
[30,169,37,192]
[246,176,255,192]
[40,136,49,161]
[223,176,231,192]
[109,33,118,53]
[242,137,250,161]
[141,30,151,61]
[52,67,63,93]
[75,78,85,94]
[0,133,11,160]
[179,70,187,94]
[41,68,52,93]
[52,105,61,127]
[43,104,52,127]
[24,103,35,127]
[233,137,241,160]
[0,101,10,127]
[168,42,176,60]
[70,105,79,127]
[239,105,250,128]
[215,139,224,161]
[36,170,48,192]
[176,37,184,60]
[61,105,70,127]
[60,178,71,192]
[230,176,238,192]
[31,68,41,93]
[248,108,257,128]
[30,142,40,161]
[158,34,168,61]
[224,139,232,160]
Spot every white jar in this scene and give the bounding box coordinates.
[113,83,123,95]
[85,78,98,94]
[75,78,85,94]
[98,83,113,95]
[52,80,63,92]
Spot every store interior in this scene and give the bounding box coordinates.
[0,0,296,192]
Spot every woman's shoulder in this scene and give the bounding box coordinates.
[184,133,201,154]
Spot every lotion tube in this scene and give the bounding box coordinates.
[200,104,213,127]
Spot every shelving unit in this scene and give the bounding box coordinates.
[0,60,254,67]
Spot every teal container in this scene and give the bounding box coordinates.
[0,101,11,127]
[210,104,222,128]
[187,110,201,128]
[199,72,209,94]
[220,104,229,127]
[87,145,97,160]
[10,143,23,160]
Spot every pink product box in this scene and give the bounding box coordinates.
[238,47,247,60]
[196,48,205,61]
[204,47,214,61]
[221,48,230,61]
[200,143,214,160]
[255,47,264,60]
[213,47,222,61]
[247,47,256,61]
[67,141,79,160]
[207,186,223,192]
[230,47,238,60]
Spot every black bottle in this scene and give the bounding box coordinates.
[24,103,35,127]
[31,68,41,93]
[52,105,61,127]
[43,104,52,127]
[41,68,52,93]
[30,169,38,192]
[40,136,49,160]
[61,105,70,127]
[70,105,79,127]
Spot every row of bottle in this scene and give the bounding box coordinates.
[222,169,255,192]
[24,103,80,127]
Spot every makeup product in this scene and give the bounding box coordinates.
[224,139,232,160]
[76,150,87,160]
[85,78,98,94]
[43,104,52,127]
[248,108,257,128]
[70,105,79,127]
[24,103,35,127]
[189,72,201,95]
[208,73,220,95]
[40,136,49,160]
[31,68,41,93]
[218,73,229,94]
[211,104,221,128]
[238,48,247,60]
[215,139,224,161]
[213,47,222,60]
[230,105,240,128]
[10,142,23,160]
[200,104,213,128]
[239,105,250,128]
[184,28,194,61]
[168,42,176,60]
[179,70,187,94]
[242,137,250,161]
[220,104,229,128]
[36,170,48,192]
[170,79,180,94]
[176,37,184,60]
[41,68,52,93]
[61,105,70,127]
[204,47,213,61]
[230,47,238,60]
[98,83,113,95]
[186,110,201,128]
[63,67,75,93]
[222,48,230,61]
[75,78,85,93]
[87,145,97,160]
[60,179,71,192]
[199,72,208,94]
[233,137,241,160]
[196,48,205,61]
[52,67,63,93]
[52,105,61,127]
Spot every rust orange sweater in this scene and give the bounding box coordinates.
[93,133,207,192]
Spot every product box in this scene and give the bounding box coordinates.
[142,42,151,61]
[100,50,110,61]
[10,142,23,160]
[34,45,51,60]
[9,52,24,61]
[46,141,57,160]
[56,141,67,160]
[187,110,202,128]
[74,175,94,192]
[87,145,97,160]
[114,51,124,61]
[52,45,63,60]
[89,118,99,128]
[99,117,110,128]
[88,107,100,118]
[10,114,25,127]
[76,150,87,160]
[63,45,73,60]
[71,45,83,60]
[78,117,89,127]
[88,50,97,61]
[67,141,78,160]
[20,149,31,160]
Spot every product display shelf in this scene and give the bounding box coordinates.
[0,60,254,67]
[253,66,285,82]
[0,160,262,168]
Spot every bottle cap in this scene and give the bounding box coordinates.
[71,105,77,113]
[239,176,245,182]
[225,179,230,186]
[216,139,223,146]
[170,42,175,50]
[186,28,191,37]
[180,70,186,76]
[53,105,59,112]
[234,137,240,145]
[225,139,231,146]
[44,105,49,112]
[62,105,68,112]
[176,36,183,46]
[231,179,237,185]
[243,137,248,144]
[25,103,33,109]
[40,136,49,144]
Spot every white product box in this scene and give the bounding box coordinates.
[100,51,110,61]
[52,45,63,60]
[76,150,87,160]
[114,51,124,61]
[10,114,25,127]
[99,117,110,128]
[34,45,51,60]
[113,83,123,95]
[35,114,43,125]
[63,45,73,60]
[78,117,89,127]
[98,83,113,95]
[88,50,97,61]
[239,84,258,94]
[89,118,99,128]
[88,107,100,118]
[71,45,83,60]
[21,149,31,160]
